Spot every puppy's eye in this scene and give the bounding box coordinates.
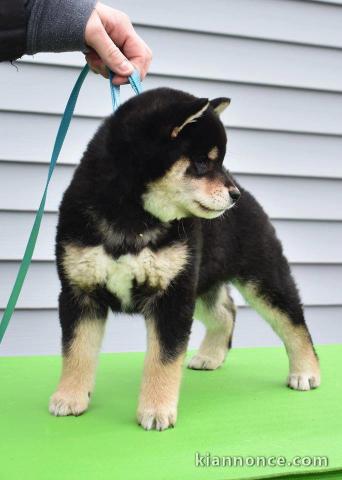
[194,161,208,175]
[195,154,207,163]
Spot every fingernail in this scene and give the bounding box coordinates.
[119,59,134,74]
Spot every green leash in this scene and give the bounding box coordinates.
[0,64,142,344]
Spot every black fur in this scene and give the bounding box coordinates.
[56,87,314,362]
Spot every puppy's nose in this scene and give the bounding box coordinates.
[229,187,241,202]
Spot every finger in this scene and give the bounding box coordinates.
[111,75,129,85]
[86,50,126,82]
[85,61,108,78]
[111,49,150,85]
[121,34,152,81]
[88,22,134,77]
[135,38,153,80]
[140,46,153,80]
[85,52,109,78]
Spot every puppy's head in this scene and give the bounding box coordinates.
[111,88,239,221]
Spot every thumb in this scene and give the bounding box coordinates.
[88,25,134,77]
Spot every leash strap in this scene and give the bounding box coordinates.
[0,64,143,344]
[108,68,142,109]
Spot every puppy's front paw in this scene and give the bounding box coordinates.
[188,352,225,370]
[49,389,90,416]
[137,406,177,431]
[287,372,320,391]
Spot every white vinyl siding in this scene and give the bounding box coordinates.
[0,0,341,355]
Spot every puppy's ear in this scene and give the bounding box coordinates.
[171,98,209,138]
[210,97,231,115]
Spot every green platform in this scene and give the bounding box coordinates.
[1,345,341,480]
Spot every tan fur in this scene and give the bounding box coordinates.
[62,241,188,309]
[137,320,185,430]
[49,318,106,416]
[62,244,108,290]
[212,99,230,115]
[142,158,192,221]
[208,146,219,160]
[234,281,320,390]
[196,177,229,198]
[134,243,189,289]
[189,285,236,370]
[171,101,209,138]
[142,157,232,222]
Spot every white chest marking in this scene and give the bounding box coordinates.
[62,243,189,308]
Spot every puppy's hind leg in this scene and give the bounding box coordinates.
[49,287,108,416]
[188,284,236,370]
[234,278,320,391]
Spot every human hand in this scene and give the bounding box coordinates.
[84,2,152,84]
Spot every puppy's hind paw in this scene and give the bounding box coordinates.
[188,353,225,371]
[49,389,90,416]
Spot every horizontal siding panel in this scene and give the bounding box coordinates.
[1,305,341,356]
[2,212,342,264]
[0,211,56,261]
[107,0,342,49]
[17,1,342,52]
[0,112,99,164]
[1,261,341,309]
[2,111,342,179]
[272,220,342,263]
[1,161,342,220]
[1,1,342,356]
[2,63,342,135]
[238,174,342,220]
[0,162,71,212]
[228,129,342,179]
[20,23,342,92]
[310,0,342,5]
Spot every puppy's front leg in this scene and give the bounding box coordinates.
[137,297,194,431]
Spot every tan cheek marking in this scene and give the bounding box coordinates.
[164,157,191,182]
[208,146,219,160]
[146,157,190,193]
[142,157,192,221]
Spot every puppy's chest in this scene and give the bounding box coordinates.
[62,242,189,308]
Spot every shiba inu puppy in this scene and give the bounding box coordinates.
[50,88,320,430]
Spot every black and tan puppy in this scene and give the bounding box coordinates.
[50,88,320,430]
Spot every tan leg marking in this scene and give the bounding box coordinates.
[137,320,185,431]
[49,319,106,416]
[189,285,236,370]
[234,281,320,390]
